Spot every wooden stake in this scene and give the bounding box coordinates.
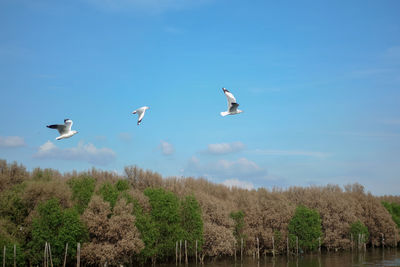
[48,243,53,267]
[318,237,321,253]
[77,243,80,267]
[395,228,398,248]
[195,240,198,264]
[63,243,68,267]
[287,237,289,257]
[240,238,243,261]
[3,246,5,267]
[234,240,237,262]
[381,233,385,249]
[44,242,47,267]
[176,241,178,266]
[257,237,260,260]
[13,244,16,267]
[180,240,182,264]
[272,236,275,258]
[296,236,298,256]
[185,240,188,265]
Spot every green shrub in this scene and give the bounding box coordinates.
[288,205,322,252]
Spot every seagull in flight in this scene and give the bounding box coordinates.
[132,106,150,125]
[220,88,243,116]
[46,119,78,140]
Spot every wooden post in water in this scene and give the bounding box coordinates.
[381,233,385,249]
[318,237,321,253]
[240,238,243,261]
[13,244,16,267]
[358,234,361,250]
[175,241,178,266]
[3,246,5,267]
[272,236,275,258]
[179,240,182,264]
[185,240,188,265]
[395,228,398,248]
[48,243,53,267]
[296,236,298,256]
[76,243,80,267]
[44,242,47,267]
[287,237,289,257]
[195,240,198,264]
[234,240,236,262]
[63,243,68,267]
[257,237,260,260]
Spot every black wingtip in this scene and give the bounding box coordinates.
[64,119,70,123]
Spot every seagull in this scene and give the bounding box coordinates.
[220,88,243,116]
[46,119,78,140]
[132,106,150,125]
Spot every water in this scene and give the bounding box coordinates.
[161,249,400,267]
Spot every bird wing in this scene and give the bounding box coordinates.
[137,109,146,125]
[229,102,239,113]
[64,119,73,132]
[223,88,237,110]
[47,124,67,135]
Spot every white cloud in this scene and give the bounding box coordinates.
[222,179,254,190]
[254,149,330,158]
[34,140,116,165]
[84,0,211,13]
[206,142,245,154]
[160,141,174,155]
[0,136,25,148]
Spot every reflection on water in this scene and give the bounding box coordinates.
[160,248,399,267]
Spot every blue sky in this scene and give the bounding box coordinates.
[1,0,399,195]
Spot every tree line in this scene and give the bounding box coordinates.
[0,159,399,266]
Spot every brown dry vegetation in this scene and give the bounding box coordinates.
[0,159,399,265]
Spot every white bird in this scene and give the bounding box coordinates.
[132,106,150,125]
[46,119,78,140]
[220,88,243,116]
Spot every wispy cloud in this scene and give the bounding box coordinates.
[84,0,211,14]
[253,149,330,158]
[0,136,25,148]
[159,141,174,155]
[205,141,245,155]
[119,132,133,143]
[184,156,267,180]
[34,141,116,165]
[222,178,254,190]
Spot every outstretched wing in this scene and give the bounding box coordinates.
[47,124,67,135]
[137,109,146,125]
[222,88,237,110]
[64,119,73,131]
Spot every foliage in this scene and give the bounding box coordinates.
[350,220,369,245]
[81,196,144,266]
[382,201,400,229]
[98,182,119,209]
[67,176,96,214]
[28,198,87,266]
[230,210,245,242]
[135,188,183,263]
[288,205,322,252]
[181,195,204,254]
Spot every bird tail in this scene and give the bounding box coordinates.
[220,111,229,117]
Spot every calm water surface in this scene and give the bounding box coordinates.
[161,248,400,267]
